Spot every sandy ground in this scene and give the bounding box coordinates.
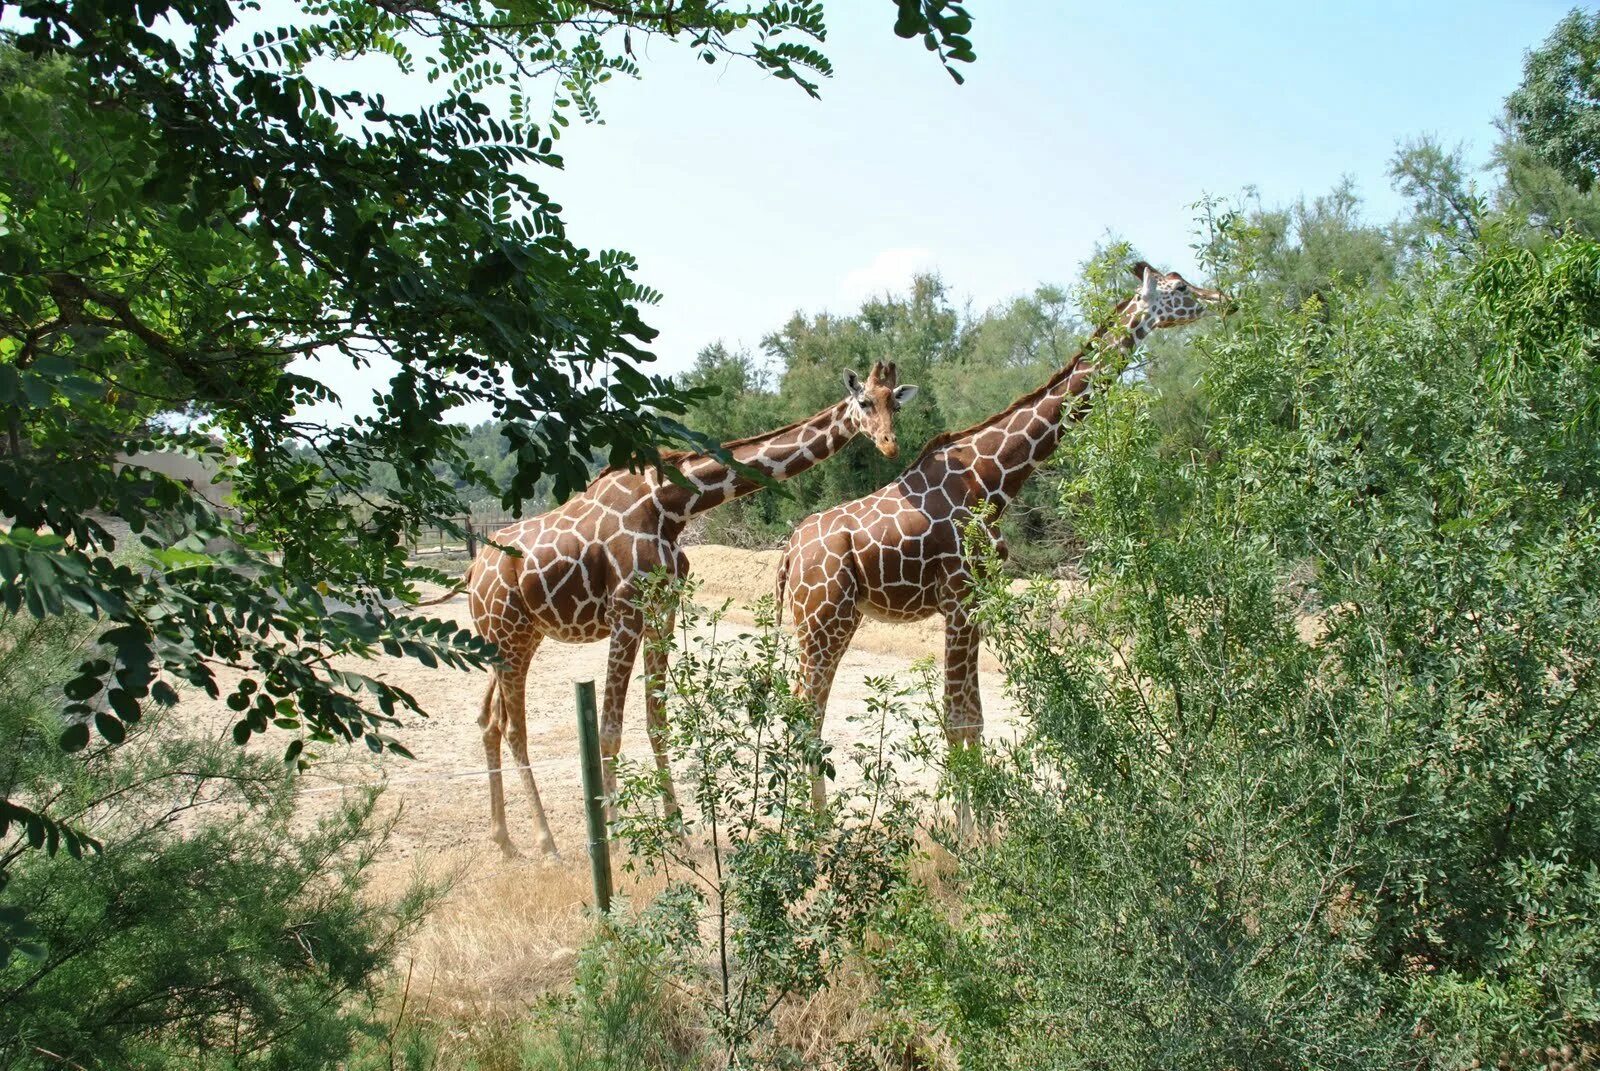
[269,543,1019,865]
[175,544,1024,1010]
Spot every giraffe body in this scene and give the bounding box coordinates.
[779,264,1226,806]
[470,362,918,856]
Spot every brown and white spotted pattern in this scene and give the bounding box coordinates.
[469,362,919,856]
[777,264,1227,807]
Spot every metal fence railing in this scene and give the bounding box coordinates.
[409,517,516,559]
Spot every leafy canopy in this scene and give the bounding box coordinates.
[1506,7,1600,193]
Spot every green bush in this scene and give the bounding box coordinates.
[865,230,1600,1070]
[514,936,701,1071]
[605,580,926,1068]
[0,614,436,1070]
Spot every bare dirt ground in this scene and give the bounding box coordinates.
[178,544,1024,1013]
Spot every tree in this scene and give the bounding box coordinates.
[678,342,776,445]
[936,285,1078,428]
[1390,136,1483,250]
[1506,7,1600,193]
[1220,181,1399,308]
[0,0,975,920]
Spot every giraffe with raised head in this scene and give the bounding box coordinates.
[776,263,1226,807]
[468,361,919,857]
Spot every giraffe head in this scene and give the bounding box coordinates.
[1127,261,1230,331]
[843,361,919,459]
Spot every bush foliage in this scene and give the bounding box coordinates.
[0,614,435,1070]
[864,218,1600,1069]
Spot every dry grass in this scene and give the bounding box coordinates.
[765,967,884,1066]
[360,830,974,1070]
[372,851,674,1019]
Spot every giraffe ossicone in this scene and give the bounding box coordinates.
[466,361,919,857]
[777,262,1228,812]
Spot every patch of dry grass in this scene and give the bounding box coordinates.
[371,850,673,1019]
[359,834,970,1070]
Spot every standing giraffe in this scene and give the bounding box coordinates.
[776,264,1226,807]
[468,361,918,857]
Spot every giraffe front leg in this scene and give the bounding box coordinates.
[641,618,682,823]
[601,613,643,825]
[943,605,984,750]
[942,596,984,839]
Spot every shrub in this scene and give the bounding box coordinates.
[868,231,1600,1069]
[605,580,926,1068]
[514,935,701,1071]
[0,613,436,1070]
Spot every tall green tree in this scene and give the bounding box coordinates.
[1506,7,1600,193]
[677,274,969,545]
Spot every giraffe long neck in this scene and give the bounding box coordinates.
[948,305,1150,515]
[665,401,858,518]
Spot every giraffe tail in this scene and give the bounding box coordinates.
[413,558,480,608]
[478,672,498,728]
[414,582,467,608]
[773,540,792,626]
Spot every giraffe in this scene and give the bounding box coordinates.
[467,361,919,857]
[776,263,1227,808]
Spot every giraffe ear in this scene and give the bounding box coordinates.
[1137,263,1159,303]
[1129,260,1157,283]
[893,384,919,407]
[843,369,865,397]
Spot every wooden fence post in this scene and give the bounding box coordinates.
[464,517,477,559]
[573,678,613,913]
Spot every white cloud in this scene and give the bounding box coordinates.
[837,246,938,307]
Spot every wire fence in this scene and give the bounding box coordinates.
[408,516,517,559]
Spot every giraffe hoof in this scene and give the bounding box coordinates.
[496,838,522,861]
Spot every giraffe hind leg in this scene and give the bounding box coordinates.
[479,673,519,859]
[500,638,559,858]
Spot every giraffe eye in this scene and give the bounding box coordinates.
[861,398,875,411]
[1175,282,1188,292]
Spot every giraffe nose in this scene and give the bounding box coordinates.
[880,437,899,459]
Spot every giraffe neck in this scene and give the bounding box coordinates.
[664,401,858,518]
[943,305,1150,515]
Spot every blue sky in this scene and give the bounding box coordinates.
[519,1,1572,384]
[273,1,1575,417]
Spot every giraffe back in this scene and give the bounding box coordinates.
[469,469,686,645]
[782,443,990,622]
